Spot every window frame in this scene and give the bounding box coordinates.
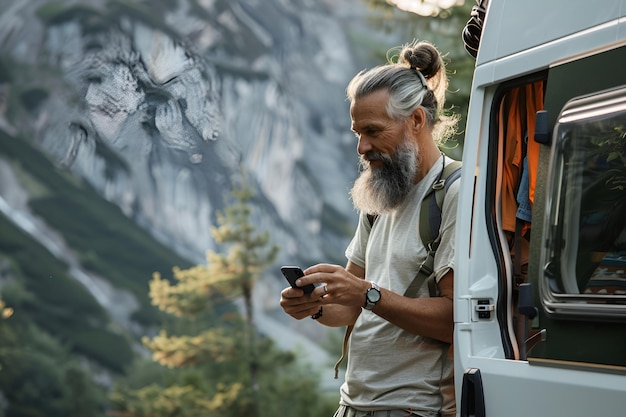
[539,85,626,321]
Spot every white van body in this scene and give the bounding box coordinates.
[455,0,626,415]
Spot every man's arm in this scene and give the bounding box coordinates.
[287,263,454,343]
[372,269,454,344]
[297,265,454,343]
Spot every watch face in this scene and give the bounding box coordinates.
[367,288,381,303]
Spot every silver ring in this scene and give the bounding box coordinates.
[323,284,328,295]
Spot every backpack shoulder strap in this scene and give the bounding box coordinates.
[419,160,462,250]
[405,159,462,298]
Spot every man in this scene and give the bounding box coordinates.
[280,40,460,417]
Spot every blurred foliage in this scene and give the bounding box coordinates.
[0,295,107,417]
[111,338,336,417]
[0,299,13,320]
[111,183,333,417]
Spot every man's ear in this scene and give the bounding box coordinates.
[409,107,427,133]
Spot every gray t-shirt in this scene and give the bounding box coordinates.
[342,155,459,417]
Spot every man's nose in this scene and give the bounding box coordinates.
[357,136,372,155]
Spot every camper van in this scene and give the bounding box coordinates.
[456,0,626,415]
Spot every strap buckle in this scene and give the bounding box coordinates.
[432,179,446,190]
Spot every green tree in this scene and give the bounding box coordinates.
[148,181,278,415]
[0,290,106,417]
[208,183,280,411]
[110,182,334,417]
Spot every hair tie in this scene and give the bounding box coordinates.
[411,67,428,89]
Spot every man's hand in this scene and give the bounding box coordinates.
[279,286,323,320]
[279,262,366,327]
[301,263,369,309]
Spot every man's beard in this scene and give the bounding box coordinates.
[349,137,420,215]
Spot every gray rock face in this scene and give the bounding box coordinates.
[0,0,398,361]
[2,0,382,263]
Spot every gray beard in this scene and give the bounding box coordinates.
[349,139,420,215]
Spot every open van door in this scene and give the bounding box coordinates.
[455,1,626,416]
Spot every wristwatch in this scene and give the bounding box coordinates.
[363,282,381,310]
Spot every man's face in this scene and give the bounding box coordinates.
[350,89,406,163]
[349,90,420,214]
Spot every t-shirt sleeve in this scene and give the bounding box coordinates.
[434,178,460,282]
[345,212,372,269]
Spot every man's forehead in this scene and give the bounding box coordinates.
[352,89,390,109]
[351,91,391,122]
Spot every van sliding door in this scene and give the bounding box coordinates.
[528,46,626,369]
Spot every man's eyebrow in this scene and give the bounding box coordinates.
[352,122,375,130]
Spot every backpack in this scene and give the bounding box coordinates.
[333,158,462,378]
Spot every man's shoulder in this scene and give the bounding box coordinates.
[430,157,462,202]
[442,178,461,212]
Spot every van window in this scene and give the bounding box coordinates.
[541,86,626,319]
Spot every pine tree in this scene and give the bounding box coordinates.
[118,180,279,417]
[207,183,279,416]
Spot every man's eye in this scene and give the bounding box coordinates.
[353,129,379,138]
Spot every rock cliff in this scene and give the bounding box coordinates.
[0,0,400,369]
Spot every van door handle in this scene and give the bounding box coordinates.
[460,368,486,417]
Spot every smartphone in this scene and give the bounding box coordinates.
[281,266,315,294]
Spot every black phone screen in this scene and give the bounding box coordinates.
[281,266,315,294]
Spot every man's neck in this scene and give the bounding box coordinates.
[414,140,442,183]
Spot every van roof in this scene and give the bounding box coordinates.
[477,0,626,66]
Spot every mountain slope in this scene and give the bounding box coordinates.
[0,0,401,382]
